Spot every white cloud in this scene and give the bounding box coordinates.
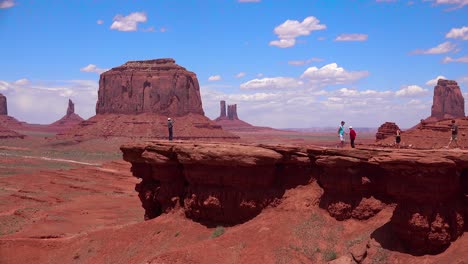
[335,34,368,41]
[160,27,167,33]
[412,41,457,54]
[458,76,468,84]
[208,75,222,81]
[80,64,108,74]
[97,20,104,25]
[0,0,15,9]
[110,12,147,32]
[300,63,369,86]
[446,26,468,40]
[14,79,31,86]
[426,0,468,9]
[240,77,304,90]
[269,16,326,48]
[235,72,246,78]
[395,85,429,97]
[257,73,264,77]
[0,79,98,124]
[288,57,323,66]
[442,55,468,63]
[426,75,447,86]
[201,83,432,128]
[269,39,296,48]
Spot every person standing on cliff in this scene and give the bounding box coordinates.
[447,119,459,148]
[395,129,401,149]
[349,126,356,148]
[338,121,347,148]
[167,117,174,141]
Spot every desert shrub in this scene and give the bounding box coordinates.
[211,226,225,238]
[322,249,337,261]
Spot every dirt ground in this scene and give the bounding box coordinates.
[0,130,466,264]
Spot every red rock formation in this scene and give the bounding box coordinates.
[214,100,277,132]
[0,93,7,115]
[49,99,84,133]
[121,141,468,254]
[430,79,465,120]
[227,104,238,120]
[219,100,226,118]
[375,122,400,141]
[66,99,74,116]
[0,124,24,139]
[96,58,204,116]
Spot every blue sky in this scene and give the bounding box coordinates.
[0,0,467,128]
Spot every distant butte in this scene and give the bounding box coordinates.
[0,93,7,115]
[424,79,465,123]
[62,59,238,140]
[214,100,277,132]
[49,99,84,133]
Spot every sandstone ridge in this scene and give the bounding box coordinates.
[122,141,468,255]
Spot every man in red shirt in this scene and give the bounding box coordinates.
[349,126,357,148]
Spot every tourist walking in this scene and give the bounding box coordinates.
[447,119,459,148]
[395,129,401,149]
[349,126,356,148]
[338,121,346,148]
[167,117,174,141]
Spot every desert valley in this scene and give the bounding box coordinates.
[1,1,467,263]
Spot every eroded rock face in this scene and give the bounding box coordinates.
[66,99,75,116]
[96,58,204,116]
[121,141,468,255]
[375,122,399,141]
[431,79,465,120]
[0,93,7,116]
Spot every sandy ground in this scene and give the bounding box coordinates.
[0,130,466,264]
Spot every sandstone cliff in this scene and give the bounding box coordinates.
[96,58,204,116]
[122,141,468,255]
[430,79,465,121]
[0,124,24,139]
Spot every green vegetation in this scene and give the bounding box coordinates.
[211,226,225,238]
[322,249,337,261]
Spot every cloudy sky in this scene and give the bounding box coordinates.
[0,0,467,128]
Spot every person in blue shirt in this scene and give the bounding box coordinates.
[338,121,347,148]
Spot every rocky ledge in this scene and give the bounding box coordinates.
[121,141,468,255]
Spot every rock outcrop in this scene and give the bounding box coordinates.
[430,79,465,121]
[214,100,276,132]
[61,59,237,140]
[49,99,84,133]
[122,141,468,255]
[0,124,24,139]
[96,59,204,116]
[0,93,7,116]
[375,122,400,141]
[66,99,75,116]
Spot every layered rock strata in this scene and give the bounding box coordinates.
[122,141,468,254]
[96,58,204,116]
